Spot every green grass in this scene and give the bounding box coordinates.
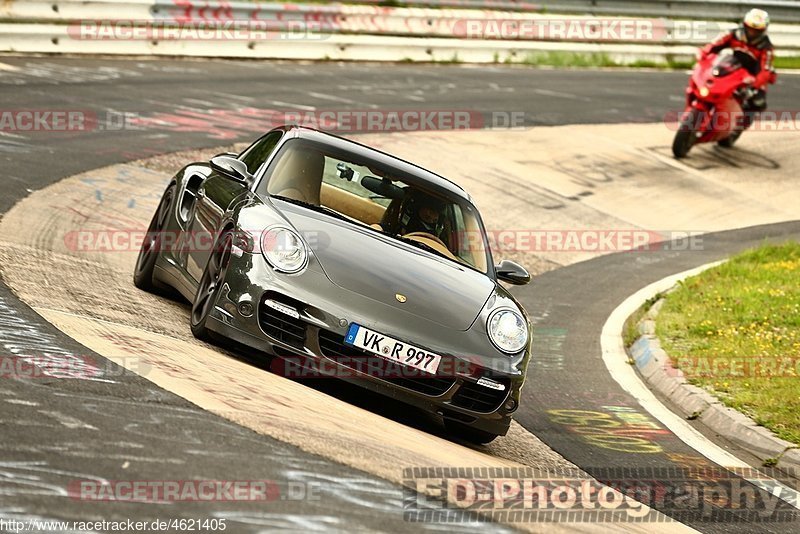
[629,57,694,70]
[657,242,800,445]
[775,56,800,69]
[623,292,664,348]
[624,306,648,348]
[520,51,694,70]
[522,51,618,68]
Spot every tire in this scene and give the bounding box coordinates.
[717,130,742,148]
[672,109,701,159]
[134,184,175,292]
[445,420,500,445]
[190,229,233,341]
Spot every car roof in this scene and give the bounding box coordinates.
[274,125,472,202]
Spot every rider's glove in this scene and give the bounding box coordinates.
[768,70,777,84]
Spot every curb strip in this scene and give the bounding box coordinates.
[628,297,800,471]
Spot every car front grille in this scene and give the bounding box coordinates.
[450,378,510,413]
[318,329,455,397]
[259,293,307,348]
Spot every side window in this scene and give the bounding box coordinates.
[239,131,282,176]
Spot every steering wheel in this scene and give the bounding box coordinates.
[402,231,448,248]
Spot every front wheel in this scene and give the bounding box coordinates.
[672,109,701,159]
[190,230,233,341]
[445,420,500,445]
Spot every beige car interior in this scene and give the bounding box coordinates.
[320,184,385,225]
[400,231,457,261]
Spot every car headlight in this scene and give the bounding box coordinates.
[261,226,308,274]
[487,308,528,354]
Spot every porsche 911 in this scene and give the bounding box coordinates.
[134,125,532,443]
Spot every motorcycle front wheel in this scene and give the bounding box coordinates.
[672,108,701,159]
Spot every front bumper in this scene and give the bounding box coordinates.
[202,253,526,436]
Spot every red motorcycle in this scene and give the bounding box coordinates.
[672,52,757,158]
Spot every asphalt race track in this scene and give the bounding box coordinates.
[1,57,800,532]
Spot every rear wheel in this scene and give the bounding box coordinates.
[445,420,499,445]
[190,230,233,341]
[672,109,701,159]
[134,184,175,292]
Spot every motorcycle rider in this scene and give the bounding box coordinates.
[698,8,777,128]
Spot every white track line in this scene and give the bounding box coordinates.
[601,260,800,510]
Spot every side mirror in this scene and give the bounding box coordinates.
[210,154,252,182]
[495,260,531,285]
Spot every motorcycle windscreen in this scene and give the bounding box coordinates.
[712,55,744,77]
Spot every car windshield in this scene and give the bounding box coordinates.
[254,138,491,274]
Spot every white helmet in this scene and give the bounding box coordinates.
[742,8,769,44]
[743,8,770,31]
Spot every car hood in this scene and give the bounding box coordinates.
[278,202,495,331]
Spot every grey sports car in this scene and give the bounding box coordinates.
[134,125,532,443]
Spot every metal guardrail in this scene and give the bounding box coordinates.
[0,0,798,61]
[5,0,800,23]
[2,0,799,49]
[317,0,800,23]
[0,22,702,63]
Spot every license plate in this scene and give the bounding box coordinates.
[344,324,441,375]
